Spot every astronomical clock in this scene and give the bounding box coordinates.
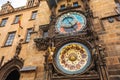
[34,1,108,80]
[52,11,93,75]
[34,9,107,79]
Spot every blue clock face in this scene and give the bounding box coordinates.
[55,12,86,33]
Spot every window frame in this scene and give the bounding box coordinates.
[25,28,33,42]
[43,31,48,38]
[60,4,66,10]
[108,17,114,23]
[30,11,37,20]
[4,31,16,46]
[73,2,79,7]
[116,15,120,21]
[114,0,120,8]
[0,18,8,27]
[114,0,119,3]
[13,15,21,24]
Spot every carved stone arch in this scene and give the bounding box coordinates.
[0,57,24,80]
[3,67,20,80]
[54,36,93,50]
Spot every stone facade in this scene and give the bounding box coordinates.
[0,0,120,80]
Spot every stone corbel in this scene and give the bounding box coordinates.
[34,37,50,50]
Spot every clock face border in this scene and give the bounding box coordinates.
[55,11,87,34]
[54,42,91,75]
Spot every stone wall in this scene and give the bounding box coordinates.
[0,0,120,80]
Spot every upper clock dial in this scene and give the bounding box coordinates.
[55,12,86,34]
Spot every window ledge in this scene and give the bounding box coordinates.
[0,25,5,27]
[22,41,29,44]
[73,5,80,8]
[58,8,67,12]
[1,45,12,48]
[30,31,37,34]
[29,18,36,21]
[11,22,18,25]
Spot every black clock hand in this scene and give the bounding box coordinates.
[72,22,77,31]
[66,19,73,27]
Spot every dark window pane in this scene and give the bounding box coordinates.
[14,15,21,24]
[73,2,78,7]
[0,18,8,26]
[116,7,120,14]
[26,28,33,42]
[108,17,114,23]
[116,16,120,21]
[115,0,119,3]
[60,5,65,10]
[31,11,37,19]
[5,32,16,46]
[43,31,48,38]
[115,0,120,14]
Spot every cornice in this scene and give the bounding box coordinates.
[0,5,39,16]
